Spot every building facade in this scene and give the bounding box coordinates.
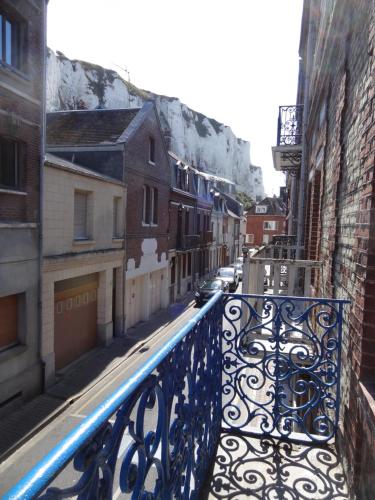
[0,0,46,415]
[168,152,199,302]
[245,197,286,247]
[273,1,375,496]
[41,155,125,383]
[46,102,170,332]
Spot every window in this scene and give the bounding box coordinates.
[255,205,267,214]
[263,221,277,230]
[246,234,254,244]
[74,191,90,239]
[113,197,122,238]
[0,12,23,70]
[149,137,155,164]
[182,254,186,278]
[0,137,22,189]
[187,253,192,276]
[185,210,190,235]
[142,185,158,225]
[197,213,201,233]
[0,294,19,350]
[263,234,270,244]
[152,188,158,224]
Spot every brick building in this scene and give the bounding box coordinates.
[0,0,47,415]
[273,1,375,496]
[46,102,170,331]
[168,152,199,302]
[42,154,125,384]
[245,197,286,247]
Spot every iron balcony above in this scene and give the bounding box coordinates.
[272,105,303,175]
[177,233,200,250]
[201,230,213,245]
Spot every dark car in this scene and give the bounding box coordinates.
[195,279,228,307]
[215,267,239,292]
[231,262,243,281]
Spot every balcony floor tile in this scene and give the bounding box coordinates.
[203,433,349,499]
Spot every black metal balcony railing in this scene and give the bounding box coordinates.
[277,105,303,146]
[201,230,213,245]
[176,233,200,250]
[5,293,349,499]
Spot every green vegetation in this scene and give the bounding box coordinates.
[236,191,255,210]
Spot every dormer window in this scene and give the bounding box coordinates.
[255,205,267,214]
[149,137,155,164]
[0,12,24,71]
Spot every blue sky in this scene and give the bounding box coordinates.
[47,0,303,196]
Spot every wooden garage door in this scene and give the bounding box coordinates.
[54,274,98,370]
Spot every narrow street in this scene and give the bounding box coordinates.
[0,297,199,495]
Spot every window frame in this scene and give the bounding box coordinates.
[263,220,278,231]
[113,196,122,238]
[0,10,25,72]
[0,136,22,190]
[149,136,155,164]
[74,190,91,240]
[142,185,158,226]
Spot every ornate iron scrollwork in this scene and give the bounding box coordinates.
[221,295,347,443]
[277,105,304,147]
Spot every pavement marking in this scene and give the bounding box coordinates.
[70,413,87,419]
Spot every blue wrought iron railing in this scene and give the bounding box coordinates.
[4,292,349,499]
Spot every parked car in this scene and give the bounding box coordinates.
[195,279,229,307]
[232,262,243,281]
[215,267,239,292]
[235,256,244,265]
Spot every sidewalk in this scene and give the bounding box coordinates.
[0,293,195,463]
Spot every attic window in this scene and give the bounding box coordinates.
[149,137,155,164]
[255,205,267,214]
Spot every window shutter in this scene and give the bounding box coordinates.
[74,192,88,239]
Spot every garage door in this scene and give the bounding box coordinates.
[54,274,98,370]
[125,277,143,329]
[150,270,162,315]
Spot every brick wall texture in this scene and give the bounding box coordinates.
[303,1,375,496]
[0,0,44,222]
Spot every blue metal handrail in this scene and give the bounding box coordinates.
[4,292,223,500]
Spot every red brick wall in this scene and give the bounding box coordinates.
[0,0,44,223]
[125,109,170,266]
[245,214,286,246]
[300,0,375,494]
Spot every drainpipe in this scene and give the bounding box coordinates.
[38,0,48,390]
[296,7,315,259]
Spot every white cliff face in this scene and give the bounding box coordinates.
[47,50,264,199]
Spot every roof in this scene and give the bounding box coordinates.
[168,151,234,185]
[247,196,286,216]
[46,108,141,146]
[44,153,125,186]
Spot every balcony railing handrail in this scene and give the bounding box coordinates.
[4,292,223,500]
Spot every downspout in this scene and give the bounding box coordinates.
[296,10,315,259]
[121,143,126,336]
[38,0,48,389]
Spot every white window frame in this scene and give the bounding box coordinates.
[246,234,254,244]
[74,190,91,240]
[263,221,277,231]
[255,205,267,214]
[142,185,158,226]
